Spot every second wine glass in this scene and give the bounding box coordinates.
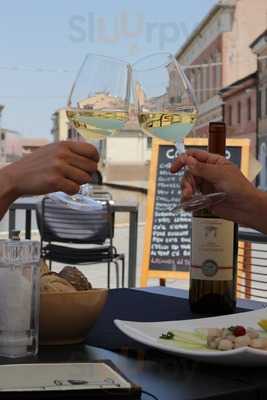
[132,52,225,212]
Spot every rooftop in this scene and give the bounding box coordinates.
[22,138,49,147]
[175,0,236,60]
[219,71,257,96]
[250,29,267,50]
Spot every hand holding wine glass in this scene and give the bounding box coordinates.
[132,53,232,213]
[3,141,99,197]
[171,149,265,230]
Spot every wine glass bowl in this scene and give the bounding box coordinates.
[132,52,199,212]
[50,54,131,209]
[66,54,131,140]
[133,52,198,143]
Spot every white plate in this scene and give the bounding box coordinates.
[115,308,267,366]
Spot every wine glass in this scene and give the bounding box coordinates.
[132,52,226,212]
[49,53,131,210]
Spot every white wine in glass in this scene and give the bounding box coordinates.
[66,109,129,141]
[138,109,197,144]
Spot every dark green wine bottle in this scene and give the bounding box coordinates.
[189,122,238,315]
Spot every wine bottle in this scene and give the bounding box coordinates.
[189,122,238,315]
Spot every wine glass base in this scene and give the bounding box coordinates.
[48,192,104,211]
[171,192,226,213]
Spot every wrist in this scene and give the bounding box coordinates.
[249,189,267,234]
[0,166,20,203]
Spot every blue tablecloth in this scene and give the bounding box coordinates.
[86,289,246,351]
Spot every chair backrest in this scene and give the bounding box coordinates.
[36,197,112,244]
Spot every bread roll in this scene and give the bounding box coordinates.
[41,272,76,293]
[59,266,92,291]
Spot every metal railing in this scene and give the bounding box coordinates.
[238,229,267,300]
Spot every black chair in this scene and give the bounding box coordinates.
[36,196,125,288]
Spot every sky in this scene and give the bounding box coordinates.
[0,0,217,140]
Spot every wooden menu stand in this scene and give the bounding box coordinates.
[140,137,251,290]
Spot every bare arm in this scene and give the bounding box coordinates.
[0,172,18,220]
[0,141,99,220]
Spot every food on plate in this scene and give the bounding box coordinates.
[159,324,267,352]
[40,272,76,293]
[159,330,207,350]
[206,325,265,351]
[258,320,267,331]
[59,266,92,291]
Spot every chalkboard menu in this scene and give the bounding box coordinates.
[141,138,250,287]
[150,144,191,272]
[225,147,241,168]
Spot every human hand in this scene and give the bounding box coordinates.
[171,150,264,229]
[2,141,99,197]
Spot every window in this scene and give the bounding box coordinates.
[228,105,232,126]
[259,90,262,120]
[147,137,152,149]
[1,132,5,141]
[260,142,267,190]
[170,71,176,81]
[247,97,251,121]
[67,128,73,139]
[237,101,241,124]
[196,69,201,104]
[265,88,267,117]
[205,59,210,101]
[215,51,222,91]
[191,70,196,94]
[210,55,216,97]
[200,66,204,104]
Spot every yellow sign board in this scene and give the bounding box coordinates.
[140,137,250,287]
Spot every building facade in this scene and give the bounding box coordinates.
[0,131,50,166]
[251,30,267,189]
[173,0,267,137]
[220,72,257,154]
[0,105,4,127]
[22,138,49,156]
[51,108,70,142]
[104,129,151,184]
[0,106,22,165]
[0,129,23,165]
[0,106,49,166]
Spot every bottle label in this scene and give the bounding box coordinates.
[191,217,234,281]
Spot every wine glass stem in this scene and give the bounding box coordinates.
[175,140,185,155]
[175,139,202,198]
[79,184,94,197]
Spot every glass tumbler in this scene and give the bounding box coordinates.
[0,238,40,358]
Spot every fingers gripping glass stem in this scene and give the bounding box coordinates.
[171,141,227,213]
